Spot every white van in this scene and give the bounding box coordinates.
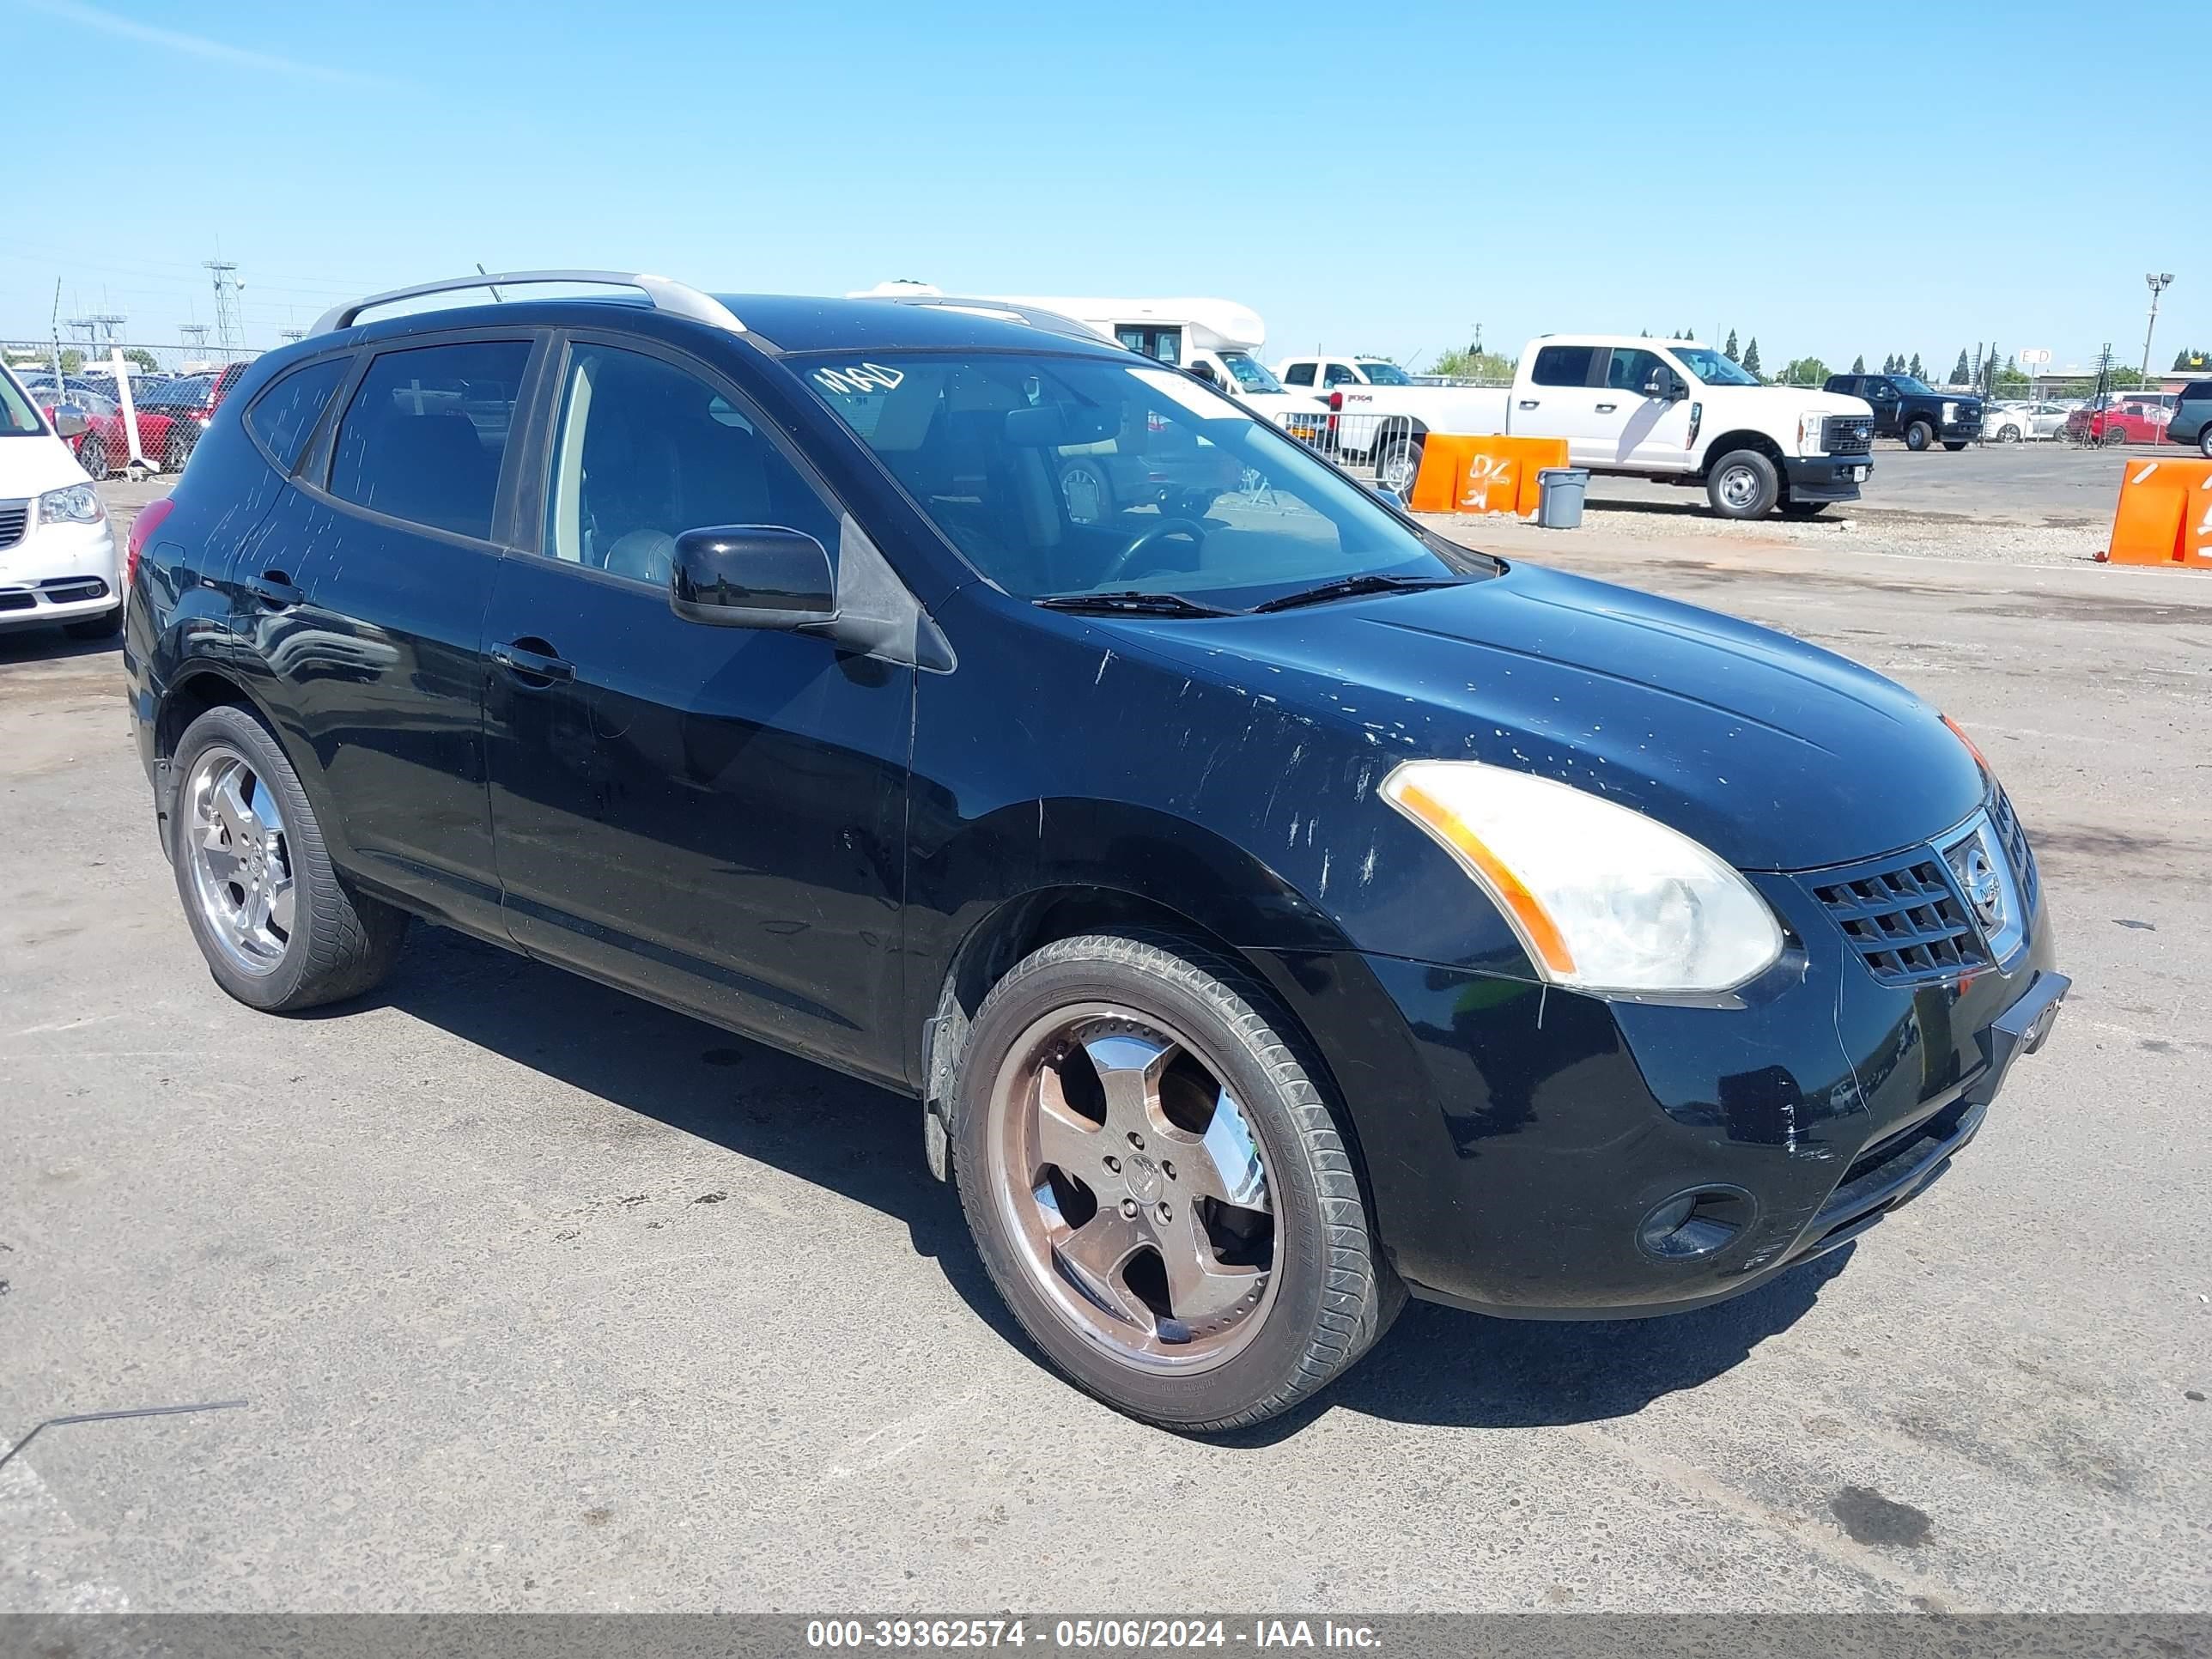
[0,363,125,639]
[851,284,1307,418]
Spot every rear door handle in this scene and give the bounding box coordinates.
[491,641,575,686]
[1517,399,1540,410]
[246,570,303,610]
[1595,402,1617,413]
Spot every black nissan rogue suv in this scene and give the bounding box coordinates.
[124,272,2068,1432]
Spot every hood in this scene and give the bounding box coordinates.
[1753,389,1871,419]
[1123,563,1985,872]
[0,431,90,496]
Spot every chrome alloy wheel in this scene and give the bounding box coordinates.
[988,1005,1276,1373]
[184,744,295,975]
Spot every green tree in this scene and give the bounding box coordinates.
[1742,337,1761,377]
[2175,347,2211,371]
[1949,349,1968,384]
[58,347,84,373]
[1427,348,1516,382]
[1851,354,1866,374]
[123,347,158,374]
[1723,329,1740,362]
[1779,356,1830,386]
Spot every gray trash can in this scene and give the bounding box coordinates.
[1536,467,1589,529]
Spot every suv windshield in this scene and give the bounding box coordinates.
[1218,351,1283,393]
[0,373,45,436]
[802,350,1486,607]
[1671,348,1761,387]
[1356,362,1413,386]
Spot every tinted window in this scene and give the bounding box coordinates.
[543,343,839,587]
[1531,345,1598,387]
[2180,380,2212,404]
[329,341,530,540]
[1282,362,1316,386]
[141,374,214,409]
[1605,348,1667,394]
[245,356,350,471]
[1358,362,1413,386]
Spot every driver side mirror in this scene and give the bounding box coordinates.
[670,526,836,629]
[1644,368,1686,402]
[52,404,89,441]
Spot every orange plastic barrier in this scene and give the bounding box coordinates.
[1407,434,1570,517]
[2105,457,2212,568]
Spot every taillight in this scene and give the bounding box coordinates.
[126,495,175,588]
[1328,391,1344,412]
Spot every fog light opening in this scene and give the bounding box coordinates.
[1638,1187,1756,1261]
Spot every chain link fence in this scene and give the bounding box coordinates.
[3,339,260,477]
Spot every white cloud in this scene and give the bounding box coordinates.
[19,0,400,90]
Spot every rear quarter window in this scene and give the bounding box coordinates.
[326,340,532,541]
[244,356,352,471]
[1530,345,1598,387]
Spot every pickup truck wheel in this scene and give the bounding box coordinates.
[1942,441,1969,453]
[954,929,1401,1433]
[1779,500,1832,520]
[1903,419,1935,451]
[1706,449,1780,520]
[170,704,410,1012]
[1376,437,1424,498]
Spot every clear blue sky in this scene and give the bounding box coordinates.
[8,0,2208,377]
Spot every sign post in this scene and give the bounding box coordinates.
[2019,347,2053,400]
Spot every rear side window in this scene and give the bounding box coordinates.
[328,341,531,540]
[1531,346,1597,387]
[1322,362,1362,387]
[245,357,350,471]
[1282,362,1316,386]
[2180,380,2212,404]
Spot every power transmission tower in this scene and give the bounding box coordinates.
[204,260,244,354]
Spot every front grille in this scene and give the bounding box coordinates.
[1811,852,1991,986]
[0,501,27,551]
[1823,416,1874,457]
[0,589,33,612]
[1990,787,2040,915]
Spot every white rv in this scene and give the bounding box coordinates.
[849,284,1305,417]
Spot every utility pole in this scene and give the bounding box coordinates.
[204,259,243,354]
[2142,273,2174,384]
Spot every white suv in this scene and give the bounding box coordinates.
[0,363,123,640]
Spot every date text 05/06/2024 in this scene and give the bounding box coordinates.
[805,1619,1383,1650]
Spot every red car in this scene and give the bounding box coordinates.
[40,388,187,479]
[129,363,248,471]
[2065,397,2176,447]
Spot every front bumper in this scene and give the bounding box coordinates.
[0,515,123,629]
[1255,843,2063,1320]
[1783,454,1870,503]
[1941,416,1982,442]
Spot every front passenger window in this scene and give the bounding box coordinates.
[542,344,841,588]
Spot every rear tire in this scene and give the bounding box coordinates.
[1779,500,1832,520]
[953,929,1401,1433]
[1376,436,1425,499]
[1904,420,1935,451]
[162,431,196,474]
[1996,424,2022,443]
[1705,449,1781,520]
[169,703,409,1012]
[1942,440,1969,452]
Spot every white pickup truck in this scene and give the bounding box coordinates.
[1276,339,1877,519]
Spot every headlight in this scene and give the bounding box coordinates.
[1381,759,1784,994]
[1942,402,1959,422]
[1796,410,1829,458]
[38,482,105,526]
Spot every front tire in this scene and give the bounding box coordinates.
[1705,448,1781,520]
[2200,426,2212,459]
[1904,419,1935,451]
[77,434,111,481]
[1942,440,1969,452]
[953,931,1400,1432]
[170,704,408,1012]
[1779,500,1832,520]
[1996,424,2022,443]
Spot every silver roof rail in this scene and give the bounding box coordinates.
[307,270,744,337]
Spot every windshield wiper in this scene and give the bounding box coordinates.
[1035,591,1231,618]
[1249,573,1462,613]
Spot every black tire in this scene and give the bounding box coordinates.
[162,431,196,474]
[953,929,1401,1432]
[64,605,123,641]
[1376,436,1425,499]
[2101,428,2130,448]
[1996,424,2022,443]
[169,703,408,1012]
[1779,500,1832,520]
[1705,448,1781,520]
[1942,440,1969,453]
[1904,419,1935,452]
[2200,426,2212,459]
[76,434,111,481]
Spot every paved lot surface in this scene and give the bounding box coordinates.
[3,487,2209,1613]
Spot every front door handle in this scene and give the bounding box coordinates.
[1517,399,1540,410]
[491,640,575,686]
[246,570,303,610]
[1595,402,1617,413]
